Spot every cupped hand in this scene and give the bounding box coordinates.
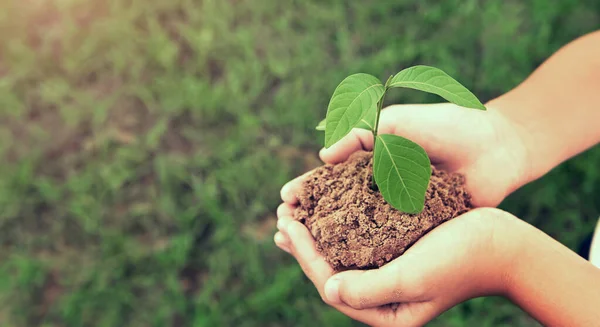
[304,103,529,207]
[275,204,525,327]
[273,103,532,325]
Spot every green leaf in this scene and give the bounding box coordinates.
[374,134,431,213]
[388,65,486,110]
[354,102,377,131]
[316,102,376,132]
[324,73,385,147]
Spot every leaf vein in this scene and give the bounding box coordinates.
[378,136,417,211]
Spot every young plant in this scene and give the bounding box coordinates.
[316,65,486,214]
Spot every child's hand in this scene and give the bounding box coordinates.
[275,32,600,326]
[275,207,525,327]
[301,103,529,207]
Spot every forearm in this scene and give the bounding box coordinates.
[487,30,600,186]
[506,221,600,327]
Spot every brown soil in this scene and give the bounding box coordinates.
[294,151,472,271]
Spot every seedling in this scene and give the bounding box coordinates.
[316,65,485,214]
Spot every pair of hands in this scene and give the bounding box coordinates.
[275,103,534,326]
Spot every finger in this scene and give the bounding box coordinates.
[380,103,482,165]
[318,108,401,164]
[276,215,294,232]
[277,203,295,218]
[274,232,291,253]
[327,209,504,312]
[323,260,424,310]
[286,221,386,326]
[320,104,474,167]
[323,265,449,327]
[392,301,448,327]
[280,170,314,204]
[286,220,334,290]
[319,128,373,164]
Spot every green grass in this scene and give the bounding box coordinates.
[0,0,598,326]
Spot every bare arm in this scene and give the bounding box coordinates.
[507,220,600,327]
[488,30,600,186]
[487,32,600,325]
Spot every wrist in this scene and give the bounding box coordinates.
[472,99,533,204]
[501,216,600,326]
[462,209,529,297]
[482,209,530,296]
[484,96,538,195]
[501,215,586,299]
[497,217,540,299]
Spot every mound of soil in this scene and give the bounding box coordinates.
[294,151,472,271]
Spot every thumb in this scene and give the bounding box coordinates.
[319,128,373,164]
[323,263,424,310]
[319,104,444,164]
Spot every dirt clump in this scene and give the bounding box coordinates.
[294,151,472,271]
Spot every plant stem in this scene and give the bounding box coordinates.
[371,99,386,189]
[371,75,394,190]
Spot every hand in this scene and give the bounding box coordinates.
[275,205,525,327]
[274,103,530,325]
[299,103,530,207]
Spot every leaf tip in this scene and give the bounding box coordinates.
[469,101,487,111]
[316,118,326,131]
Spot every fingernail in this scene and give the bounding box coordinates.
[277,218,290,232]
[324,277,341,305]
[280,183,291,201]
[274,232,287,244]
[319,148,327,158]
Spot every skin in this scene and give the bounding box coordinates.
[275,30,600,326]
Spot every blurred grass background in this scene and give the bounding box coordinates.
[0,0,598,326]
